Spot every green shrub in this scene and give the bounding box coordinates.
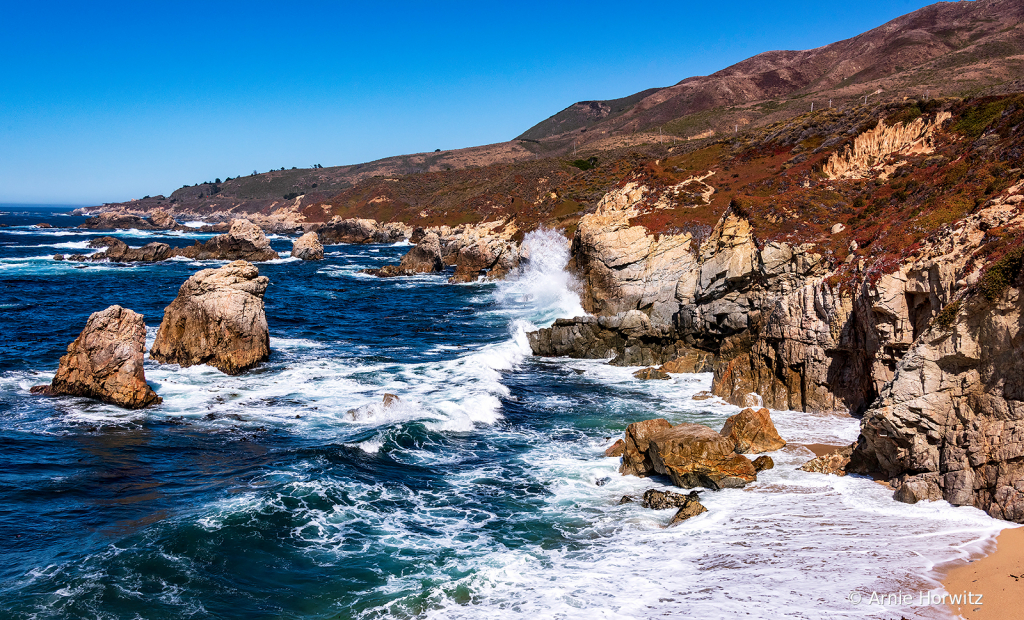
[979,246,1024,301]
[570,157,598,171]
[934,300,961,330]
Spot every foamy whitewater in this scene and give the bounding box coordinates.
[0,207,1010,619]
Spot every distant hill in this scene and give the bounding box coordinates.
[519,0,1024,143]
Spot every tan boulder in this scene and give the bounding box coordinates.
[669,499,709,525]
[291,231,324,260]
[648,423,758,489]
[31,305,161,409]
[719,407,786,454]
[619,418,673,477]
[150,261,270,375]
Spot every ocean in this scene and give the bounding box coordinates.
[0,205,1008,619]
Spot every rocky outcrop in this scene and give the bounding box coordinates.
[604,439,625,457]
[317,218,410,245]
[641,488,708,525]
[175,219,280,262]
[752,455,774,472]
[619,418,674,476]
[72,220,281,263]
[528,310,710,367]
[73,237,173,262]
[849,283,1024,522]
[618,418,760,489]
[78,209,183,231]
[150,261,270,375]
[31,306,161,408]
[291,231,324,261]
[647,423,759,489]
[571,180,699,325]
[363,232,445,277]
[719,407,786,454]
[400,232,443,273]
[822,112,951,180]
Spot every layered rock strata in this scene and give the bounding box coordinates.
[150,261,270,375]
[849,283,1024,522]
[31,305,161,408]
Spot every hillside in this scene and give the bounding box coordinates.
[521,0,1024,144]
[83,0,1024,234]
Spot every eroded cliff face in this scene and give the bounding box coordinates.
[533,165,1024,417]
[850,282,1024,522]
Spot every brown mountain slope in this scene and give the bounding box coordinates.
[521,0,1024,143]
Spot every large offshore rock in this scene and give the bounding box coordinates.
[175,219,280,262]
[719,407,786,454]
[150,261,270,375]
[647,423,758,489]
[291,231,324,261]
[399,232,443,273]
[849,284,1024,522]
[31,305,161,409]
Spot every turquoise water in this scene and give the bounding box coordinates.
[0,206,1008,619]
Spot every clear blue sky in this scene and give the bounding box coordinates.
[1,0,939,204]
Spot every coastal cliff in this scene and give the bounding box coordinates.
[528,95,1024,521]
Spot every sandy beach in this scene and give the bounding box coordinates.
[943,526,1024,619]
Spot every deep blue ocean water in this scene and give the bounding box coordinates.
[0,206,1009,620]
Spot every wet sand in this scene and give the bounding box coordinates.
[943,526,1024,619]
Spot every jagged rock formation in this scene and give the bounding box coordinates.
[822,113,951,180]
[291,231,324,261]
[618,418,765,490]
[69,220,281,263]
[150,261,270,375]
[849,281,1024,522]
[31,306,161,408]
[175,219,280,262]
[440,220,521,283]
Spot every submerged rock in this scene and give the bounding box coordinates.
[719,407,786,454]
[291,231,324,261]
[752,455,775,472]
[639,489,708,525]
[633,367,670,380]
[31,305,161,409]
[150,261,270,375]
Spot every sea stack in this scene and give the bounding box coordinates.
[150,260,270,375]
[31,305,161,409]
[291,231,324,260]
